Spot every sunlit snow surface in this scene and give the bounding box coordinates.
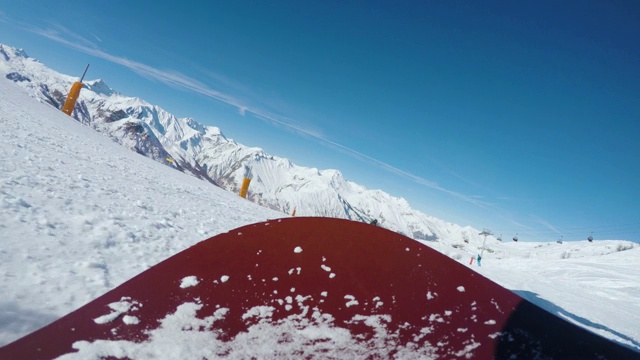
[1,73,640,357]
[0,77,282,346]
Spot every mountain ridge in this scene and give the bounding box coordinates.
[1,42,481,243]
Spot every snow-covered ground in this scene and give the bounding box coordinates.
[1,76,639,354]
[475,241,640,350]
[0,77,283,346]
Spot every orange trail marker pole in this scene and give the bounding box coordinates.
[239,177,251,198]
[62,64,89,116]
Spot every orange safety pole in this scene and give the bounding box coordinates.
[291,208,296,216]
[62,64,89,116]
[239,177,251,198]
[61,81,83,115]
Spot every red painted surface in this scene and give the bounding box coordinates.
[2,217,638,359]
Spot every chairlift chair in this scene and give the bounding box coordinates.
[588,232,593,242]
[513,233,519,242]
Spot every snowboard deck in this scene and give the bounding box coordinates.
[1,217,638,359]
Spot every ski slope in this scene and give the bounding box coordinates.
[1,76,639,355]
[476,241,640,348]
[0,77,283,346]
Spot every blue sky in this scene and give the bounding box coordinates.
[1,1,639,242]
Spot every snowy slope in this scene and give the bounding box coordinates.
[1,46,639,353]
[0,43,478,243]
[426,231,640,349]
[0,76,283,346]
[478,243,640,349]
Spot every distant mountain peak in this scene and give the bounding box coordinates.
[85,79,116,96]
[0,44,29,60]
[13,48,29,59]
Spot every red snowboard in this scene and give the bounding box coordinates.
[1,217,638,359]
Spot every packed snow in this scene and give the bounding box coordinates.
[55,276,452,360]
[1,73,639,356]
[179,276,199,289]
[56,300,441,360]
[92,297,141,325]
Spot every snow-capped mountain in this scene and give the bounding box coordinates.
[0,43,477,243]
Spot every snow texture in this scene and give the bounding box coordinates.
[57,300,441,360]
[92,297,141,325]
[179,276,199,288]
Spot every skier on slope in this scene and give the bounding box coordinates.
[477,254,482,266]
